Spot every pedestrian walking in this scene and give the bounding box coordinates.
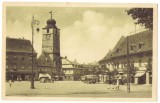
[9,79,12,88]
[116,79,120,90]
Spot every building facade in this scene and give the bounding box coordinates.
[99,30,152,85]
[61,57,83,81]
[6,38,37,81]
[37,13,62,79]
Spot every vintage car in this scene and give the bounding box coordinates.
[81,75,99,84]
[39,73,54,83]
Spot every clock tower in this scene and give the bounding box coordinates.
[42,11,61,72]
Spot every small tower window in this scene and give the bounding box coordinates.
[47,28,49,33]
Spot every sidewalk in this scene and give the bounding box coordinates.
[119,83,152,92]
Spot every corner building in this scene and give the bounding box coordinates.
[99,30,152,85]
[6,38,37,81]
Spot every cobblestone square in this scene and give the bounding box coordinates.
[5,81,152,98]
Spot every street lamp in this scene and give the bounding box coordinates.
[126,36,130,93]
[31,15,40,89]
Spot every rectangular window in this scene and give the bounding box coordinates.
[29,66,32,69]
[22,57,24,60]
[121,62,123,68]
[13,56,17,60]
[6,65,8,69]
[124,62,126,68]
[14,65,16,69]
[130,45,133,50]
[148,58,152,63]
[47,28,49,33]
[117,62,119,69]
[139,44,142,49]
[22,65,24,69]
[6,56,8,60]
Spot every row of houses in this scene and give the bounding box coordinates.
[6,15,100,82]
[5,37,97,81]
[99,30,152,85]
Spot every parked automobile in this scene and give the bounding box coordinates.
[39,73,54,83]
[81,75,99,84]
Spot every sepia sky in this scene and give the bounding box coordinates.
[6,6,144,64]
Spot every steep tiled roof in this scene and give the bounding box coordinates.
[99,36,126,63]
[61,57,81,69]
[37,51,53,67]
[6,38,36,54]
[99,30,152,63]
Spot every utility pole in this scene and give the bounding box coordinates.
[31,15,40,89]
[127,36,130,93]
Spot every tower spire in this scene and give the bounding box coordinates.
[49,11,52,19]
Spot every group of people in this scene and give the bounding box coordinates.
[108,77,122,90]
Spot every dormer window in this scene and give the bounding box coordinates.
[139,42,144,49]
[130,44,136,51]
[116,49,119,53]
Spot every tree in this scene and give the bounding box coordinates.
[126,8,153,30]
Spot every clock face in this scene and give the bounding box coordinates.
[46,34,51,40]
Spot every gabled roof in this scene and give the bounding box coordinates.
[112,30,152,57]
[112,36,125,51]
[37,51,53,67]
[61,57,80,69]
[6,38,36,54]
[99,36,126,63]
[99,30,152,63]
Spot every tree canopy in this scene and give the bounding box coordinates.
[126,8,153,30]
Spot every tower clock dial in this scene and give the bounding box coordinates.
[46,34,51,40]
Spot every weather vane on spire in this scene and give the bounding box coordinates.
[49,11,52,19]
